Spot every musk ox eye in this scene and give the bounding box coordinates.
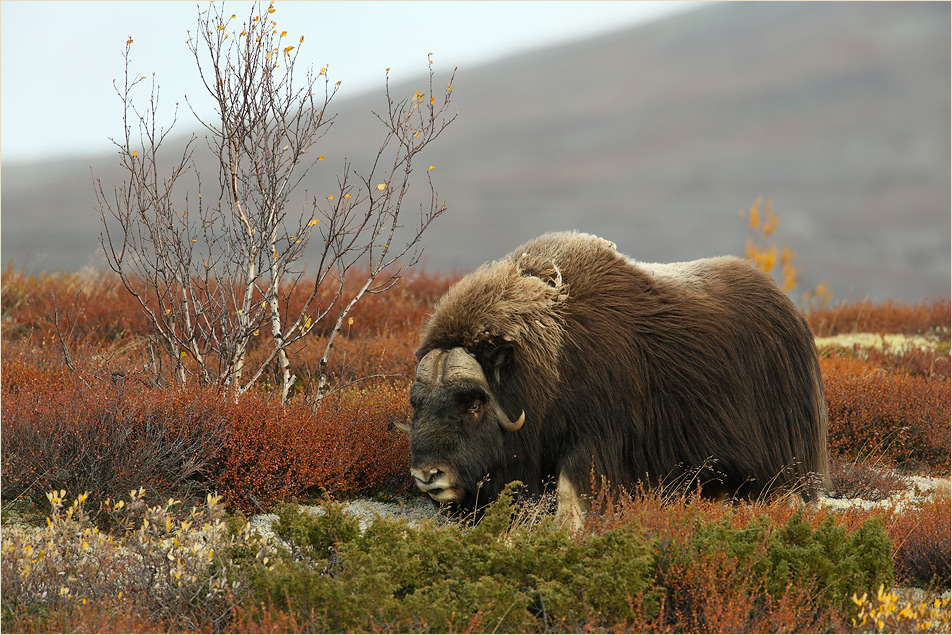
[467,401,483,416]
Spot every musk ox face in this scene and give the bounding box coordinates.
[404,347,524,510]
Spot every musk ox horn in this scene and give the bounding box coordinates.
[416,347,487,386]
[416,348,448,384]
[495,404,526,432]
[443,347,487,384]
[415,347,525,432]
[391,416,411,434]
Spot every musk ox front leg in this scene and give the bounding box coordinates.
[555,471,589,531]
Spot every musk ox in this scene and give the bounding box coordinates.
[399,231,830,525]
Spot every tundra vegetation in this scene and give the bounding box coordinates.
[2,3,950,632]
[2,254,949,632]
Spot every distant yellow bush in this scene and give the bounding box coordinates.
[741,197,833,306]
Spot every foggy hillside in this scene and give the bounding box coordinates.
[2,1,949,302]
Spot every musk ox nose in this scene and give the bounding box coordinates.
[410,466,460,503]
[411,467,442,486]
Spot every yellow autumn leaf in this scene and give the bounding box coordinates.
[344,193,352,199]
[262,301,268,308]
[308,218,320,226]
[299,35,304,43]
[428,165,435,171]
[281,30,287,37]
[218,24,225,31]
[317,155,325,160]
[283,46,294,55]
[747,202,761,229]
[376,183,386,190]
[304,316,312,329]
[180,351,187,358]
[126,38,134,45]
[327,194,334,200]
[348,317,354,326]
[132,150,138,157]
[253,328,259,336]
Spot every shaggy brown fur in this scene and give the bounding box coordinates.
[411,231,830,513]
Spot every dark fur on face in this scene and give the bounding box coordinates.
[409,232,830,513]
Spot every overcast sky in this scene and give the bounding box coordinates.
[0,1,701,163]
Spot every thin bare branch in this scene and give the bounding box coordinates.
[94,1,456,404]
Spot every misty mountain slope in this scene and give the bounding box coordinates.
[2,1,948,301]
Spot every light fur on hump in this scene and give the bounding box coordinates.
[419,245,571,380]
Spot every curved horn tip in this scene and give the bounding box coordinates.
[499,409,526,433]
[392,417,411,434]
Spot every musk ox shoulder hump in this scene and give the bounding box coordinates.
[630,255,770,295]
[418,248,567,367]
[417,232,620,380]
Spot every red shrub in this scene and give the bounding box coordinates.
[1,597,172,634]
[859,344,951,380]
[821,355,951,472]
[286,330,419,397]
[215,383,412,512]
[804,298,950,338]
[1,353,414,514]
[828,456,911,501]
[888,494,952,586]
[1,363,228,509]
[1,267,149,345]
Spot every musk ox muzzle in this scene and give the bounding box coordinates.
[399,347,524,505]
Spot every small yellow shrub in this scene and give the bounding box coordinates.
[852,584,951,633]
[1,488,276,632]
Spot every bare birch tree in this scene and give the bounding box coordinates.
[96,1,456,403]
